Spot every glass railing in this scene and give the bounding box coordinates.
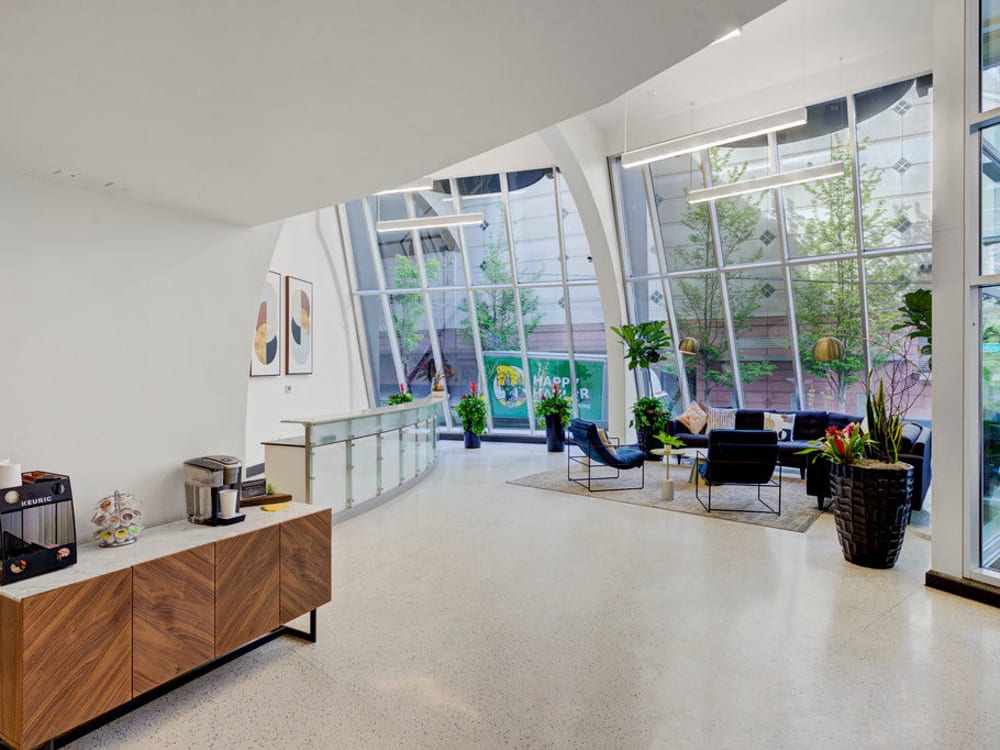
[263,397,441,513]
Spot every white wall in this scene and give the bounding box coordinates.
[244,208,369,468]
[0,173,281,538]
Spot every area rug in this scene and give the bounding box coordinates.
[508,463,822,533]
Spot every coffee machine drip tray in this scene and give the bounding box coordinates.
[214,513,246,526]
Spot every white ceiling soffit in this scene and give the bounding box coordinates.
[588,0,934,152]
[0,0,783,226]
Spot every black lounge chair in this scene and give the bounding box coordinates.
[567,419,645,492]
[695,429,781,515]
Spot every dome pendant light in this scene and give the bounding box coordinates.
[679,337,701,355]
[812,337,846,362]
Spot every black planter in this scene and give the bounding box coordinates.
[464,431,481,449]
[830,462,914,569]
[545,414,566,452]
[635,426,662,460]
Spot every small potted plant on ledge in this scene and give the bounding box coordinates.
[799,378,914,569]
[534,382,573,452]
[387,384,414,406]
[454,381,487,449]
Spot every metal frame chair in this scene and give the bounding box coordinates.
[566,419,645,492]
[694,429,782,515]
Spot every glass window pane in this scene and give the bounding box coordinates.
[359,296,398,405]
[567,285,609,422]
[864,253,932,422]
[726,268,794,411]
[558,170,597,281]
[791,260,866,414]
[344,200,379,291]
[617,160,661,278]
[624,280,679,411]
[982,288,1000,570]
[428,290,478,421]
[508,169,561,283]
[982,123,1000,274]
[389,292,432,394]
[709,141,781,265]
[521,286,571,421]
[459,195,511,286]
[984,0,1000,111]
[855,77,933,251]
[779,98,855,258]
[668,273,734,407]
[651,154,712,272]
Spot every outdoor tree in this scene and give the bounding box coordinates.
[458,234,542,351]
[390,253,439,369]
[788,138,917,411]
[668,147,776,402]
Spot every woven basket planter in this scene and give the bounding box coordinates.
[830,462,914,569]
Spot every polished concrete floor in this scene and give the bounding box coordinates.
[74,443,1000,749]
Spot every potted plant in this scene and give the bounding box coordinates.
[454,381,487,449]
[386,384,413,406]
[611,321,672,457]
[799,378,914,569]
[426,360,455,393]
[631,396,669,459]
[534,382,572,452]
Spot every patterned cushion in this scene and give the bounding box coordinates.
[706,407,737,433]
[676,402,708,434]
[764,412,797,442]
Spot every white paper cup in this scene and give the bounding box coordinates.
[218,489,239,518]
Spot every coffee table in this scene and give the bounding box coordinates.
[669,447,706,483]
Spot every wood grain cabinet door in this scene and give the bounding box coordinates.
[20,568,132,749]
[280,509,332,622]
[215,526,279,655]
[133,544,215,696]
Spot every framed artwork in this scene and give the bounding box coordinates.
[250,270,281,376]
[285,275,313,374]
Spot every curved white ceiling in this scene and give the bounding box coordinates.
[0,1,782,225]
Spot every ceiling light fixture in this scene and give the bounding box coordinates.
[374,181,434,196]
[375,213,485,233]
[710,28,742,45]
[686,161,846,205]
[621,106,808,169]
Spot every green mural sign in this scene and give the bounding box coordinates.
[482,352,606,422]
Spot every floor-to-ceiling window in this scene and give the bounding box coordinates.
[343,169,606,432]
[612,75,933,422]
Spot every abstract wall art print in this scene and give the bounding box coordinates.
[250,270,281,376]
[285,275,313,374]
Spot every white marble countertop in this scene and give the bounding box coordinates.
[0,502,328,602]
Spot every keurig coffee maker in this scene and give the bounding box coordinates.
[183,455,246,526]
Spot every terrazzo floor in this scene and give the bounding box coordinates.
[70,442,1000,749]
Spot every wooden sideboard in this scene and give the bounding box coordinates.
[0,504,331,750]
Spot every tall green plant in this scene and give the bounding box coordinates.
[611,321,672,372]
[390,254,439,366]
[865,377,903,464]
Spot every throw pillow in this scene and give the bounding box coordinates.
[676,402,708,434]
[764,412,797,442]
[597,427,618,458]
[705,406,736,433]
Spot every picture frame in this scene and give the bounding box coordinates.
[285,275,313,375]
[250,270,281,377]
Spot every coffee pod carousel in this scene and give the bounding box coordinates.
[91,490,144,547]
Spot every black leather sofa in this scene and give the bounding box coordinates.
[667,409,932,511]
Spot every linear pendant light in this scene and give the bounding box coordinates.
[375,213,485,233]
[375,180,434,195]
[686,161,846,205]
[621,106,808,169]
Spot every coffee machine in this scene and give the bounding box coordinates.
[183,455,246,526]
